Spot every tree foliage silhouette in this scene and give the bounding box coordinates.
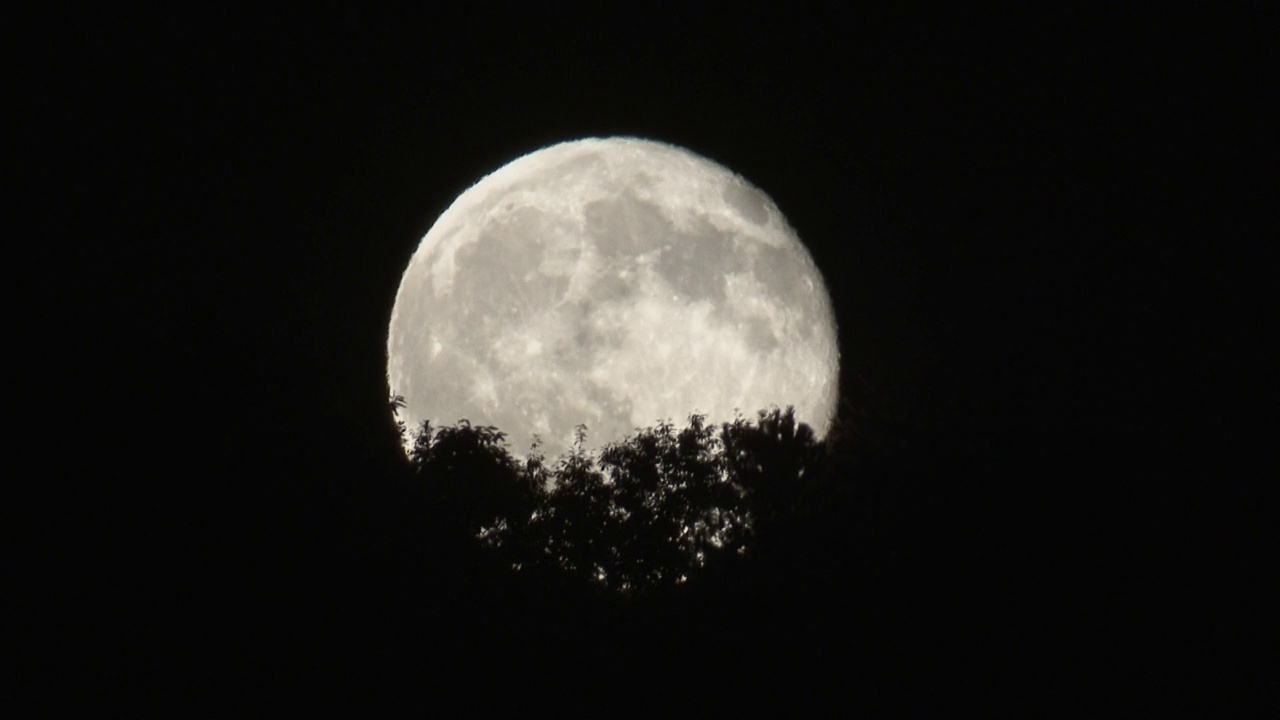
[403,407,825,594]
[410,419,539,547]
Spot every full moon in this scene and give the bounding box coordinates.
[388,137,839,460]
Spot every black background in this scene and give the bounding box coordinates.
[17,4,1275,716]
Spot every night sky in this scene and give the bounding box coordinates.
[18,5,1274,715]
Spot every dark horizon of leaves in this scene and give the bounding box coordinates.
[402,407,827,595]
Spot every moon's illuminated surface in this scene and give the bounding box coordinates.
[388,137,838,460]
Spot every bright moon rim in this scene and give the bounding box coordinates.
[388,137,839,459]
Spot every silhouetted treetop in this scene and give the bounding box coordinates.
[403,407,827,595]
